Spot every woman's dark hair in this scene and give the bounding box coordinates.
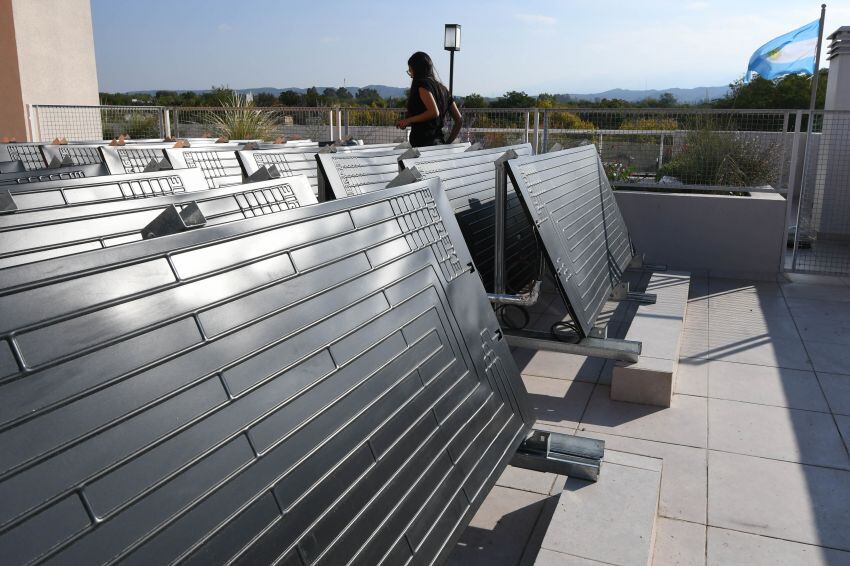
[408,51,437,80]
[406,52,448,115]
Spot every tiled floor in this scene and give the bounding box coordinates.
[447,274,850,565]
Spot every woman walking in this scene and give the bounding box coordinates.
[396,52,463,147]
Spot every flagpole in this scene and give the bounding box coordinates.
[791,4,827,270]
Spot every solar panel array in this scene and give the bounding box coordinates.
[401,144,539,295]
[0,176,531,565]
[506,145,633,336]
[0,144,46,171]
[0,176,316,269]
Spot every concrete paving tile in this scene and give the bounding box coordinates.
[707,527,850,565]
[676,358,709,397]
[817,372,850,415]
[794,315,850,346]
[710,278,782,296]
[708,312,800,342]
[708,398,849,468]
[496,465,558,496]
[781,273,849,287]
[522,375,595,431]
[581,431,708,524]
[580,386,708,448]
[513,348,606,383]
[837,415,850,454]
[540,462,660,566]
[688,277,709,300]
[708,295,791,319]
[652,517,706,566]
[604,448,663,472]
[448,486,548,566]
[707,360,828,412]
[708,451,850,550]
[805,340,850,375]
[780,282,850,302]
[533,548,611,565]
[703,334,811,371]
[680,327,710,359]
[785,297,850,320]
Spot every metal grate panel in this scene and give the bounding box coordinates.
[506,145,633,336]
[1,168,208,212]
[101,147,169,174]
[238,148,320,195]
[0,144,46,171]
[0,176,317,269]
[0,176,531,565]
[317,143,470,200]
[165,148,245,189]
[401,144,538,295]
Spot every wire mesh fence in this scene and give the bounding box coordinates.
[790,110,850,275]
[26,104,850,275]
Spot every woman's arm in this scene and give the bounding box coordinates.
[446,101,462,143]
[397,87,439,128]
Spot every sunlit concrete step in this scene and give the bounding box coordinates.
[534,449,662,566]
[611,271,691,407]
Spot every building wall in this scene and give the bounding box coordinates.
[0,0,99,140]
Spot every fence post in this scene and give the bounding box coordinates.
[337,108,343,140]
[540,110,548,153]
[328,109,334,142]
[785,110,804,272]
[524,111,530,144]
[533,110,540,153]
[344,108,350,137]
[163,108,172,139]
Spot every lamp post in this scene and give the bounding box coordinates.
[444,24,461,98]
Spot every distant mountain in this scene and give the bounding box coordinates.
[565,86,730,104]
[127,85,409,99]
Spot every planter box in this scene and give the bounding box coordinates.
[614,188,786,280]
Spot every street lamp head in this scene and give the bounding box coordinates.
[444,24,461,51]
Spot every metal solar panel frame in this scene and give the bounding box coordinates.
[0,175,532,565]
[0,168,208,212]
[400,144,539,297]
[0,164,108,186]
[41,144,105,167]
[0,143,47,171]
[0,175,317,269]
[316,143,471,201]
[237,147,321,195]
[505,145,634,337]
[165,147,246,189]
[100,146,171,174]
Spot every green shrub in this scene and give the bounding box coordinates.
[206,92,278,140]
[657,127,778,186]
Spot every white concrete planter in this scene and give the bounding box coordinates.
[614,188,786,280]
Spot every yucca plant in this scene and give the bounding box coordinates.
[207,92,278,140]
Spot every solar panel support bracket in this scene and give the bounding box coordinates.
[511,429,604,482]
[610,281,657,304]
[0,189,17,214]
[503,328,641,363]
[493,150,520,295]
[628,253,667,272]
[141,202,207,240]
[488,279,542,307]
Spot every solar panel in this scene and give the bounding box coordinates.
[238,148,320,195]
[400,144,539,295]
[317,143,471,200]
[0,143,46,171]
[0,165,108,187]
[506,145,634,336]
[0,176,531,565]
[165,148,245,189]
[41,145,105,167]
[1,168,208,212]
[101,146,170,174]
[0,175,317,269]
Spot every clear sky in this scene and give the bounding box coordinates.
[91,0,849,96]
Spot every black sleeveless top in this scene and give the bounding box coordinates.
[407,78,450,147]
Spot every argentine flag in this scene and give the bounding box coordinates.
[746,19,820,81]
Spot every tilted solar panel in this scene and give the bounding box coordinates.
[165,148,246,189]
[0,165,108,187]
[401,144,539,295]
[0,168,208,212]
[506,145,633,336]
[316,143,470,201]
[100,146,170,174]
[41,145,105,167]
[0,176,531,565]
[0,143,46,171]
[237,148,320,195]
[0,175,317,269]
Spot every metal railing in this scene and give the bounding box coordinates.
[24,104,850,275]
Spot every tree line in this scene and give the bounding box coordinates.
[99,71,827,110]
